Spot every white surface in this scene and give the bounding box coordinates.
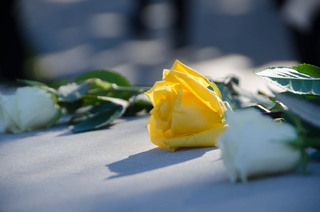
[0,116,320,212]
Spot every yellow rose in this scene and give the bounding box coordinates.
[145,60,226,151]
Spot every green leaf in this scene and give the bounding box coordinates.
[246,105,269,113]
[59,100,83,114]
[269,100,286,112]
[123,94,153,116]
[17,79,56,94]
[88,78,112,90]
[56,82,90,114]
[47,108,62,128]
[72,95,128,123]
[81,95,129,108]
[88,85,148,100]
[232,84,275,109]
[72,103,125,133]
[216,83,241,110]
[57,82,90,102]
[279,92,320,106]
[274,92,320,128]
[282,111,306,136]
[292,64,320,77]
[304,137,320,149]
[47,79,71,89]
[256,67,320,95]
[213,76,274,110]
[300,150,310,173]
[75,70,130,87]
[71,101,120,123]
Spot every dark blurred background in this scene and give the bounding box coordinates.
[1,0,320,90]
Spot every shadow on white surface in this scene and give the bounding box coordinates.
[106,147,215,179]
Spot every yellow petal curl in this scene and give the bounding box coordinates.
[171,60,222,98]
[163,68,225,117]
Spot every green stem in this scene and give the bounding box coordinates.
[304,137,320,148]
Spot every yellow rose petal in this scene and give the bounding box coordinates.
[146,115,167,148]
[171,90,223,135]
[171,60,222,98]
[164,125,226,151]
[171,60,207,81]
[145,81,178,106]
[163,68,225,116]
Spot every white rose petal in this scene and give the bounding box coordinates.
[0,87,60,133]
[218,109,301,182]
[0,94,19,133]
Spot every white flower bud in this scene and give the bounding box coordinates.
[0,87,60,133]
[218,109,301,182]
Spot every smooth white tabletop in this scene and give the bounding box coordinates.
[1,116,319,212]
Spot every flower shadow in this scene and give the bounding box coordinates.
[106,147,214,180]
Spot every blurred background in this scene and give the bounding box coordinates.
[1,0,320,92]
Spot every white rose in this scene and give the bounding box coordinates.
[0,87,60,133]
[217,109,301,182]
